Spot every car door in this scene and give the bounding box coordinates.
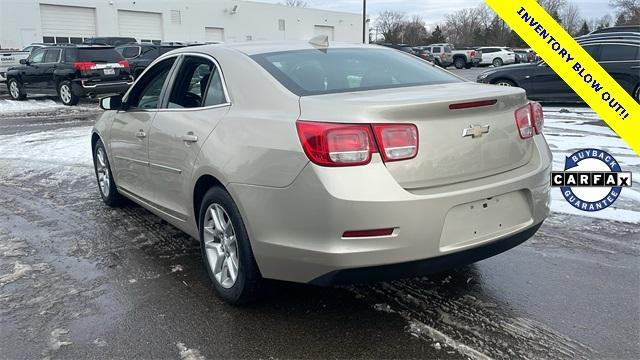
[42,49,61,90]
[597,43,640,95]
[148,54,230,220]
[531,45,600,101]
[480,48,495,64]
[21,48,45,90]
[109,56,178,201]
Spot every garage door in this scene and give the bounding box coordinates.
[40,4,96,43]
[314,25,334,41]
[205,27,225,42]
[118,10,163,43]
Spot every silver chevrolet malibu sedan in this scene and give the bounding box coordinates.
[92,39,552,304]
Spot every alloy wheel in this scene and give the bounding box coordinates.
[496,81,513,87]
[203,203,239,289]
[60,84,72,104]
[95,147,110,196]
[9,81,19,99]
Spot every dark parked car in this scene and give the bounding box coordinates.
[6,45,133,105]
[379,43,414,54]
[412,47,435,62]
[476,38,640,103]
[83,37,137,47]
[116,43,183,78]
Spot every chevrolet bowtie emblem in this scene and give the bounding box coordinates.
[462,124,490,138]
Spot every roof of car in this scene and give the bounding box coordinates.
[167,41,380,56]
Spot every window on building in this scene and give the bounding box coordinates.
[171,10,181,24]
[246,35,253,41]
[43,36,54,43]
[278,19,286,31]
[70,37,83,44]
[55,37,70,44]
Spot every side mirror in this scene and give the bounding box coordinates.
[100,95,123,111]
[19,59,28,65]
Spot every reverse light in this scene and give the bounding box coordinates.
[296,121,377,166]
[530,101,544,134]
[372,124,418,161]
[73,61,97,71]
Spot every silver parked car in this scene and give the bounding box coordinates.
[92,40,552,304]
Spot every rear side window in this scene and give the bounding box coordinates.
[77,48,122,62]
[432,47,441,53]
[44,49,60,63]
[251,48,461,96]
[599,45,638,61]
[166,56,226,109]
[119,46,140,59]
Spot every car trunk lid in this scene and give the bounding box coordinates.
[298,82,533,189]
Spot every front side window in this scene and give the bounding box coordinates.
[126,57,176,109]
[251,48,461,96]
[44,49,60,63]
[166,56,224,109]
[29,49,45,64]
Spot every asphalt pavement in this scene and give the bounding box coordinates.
[0,71,638,359]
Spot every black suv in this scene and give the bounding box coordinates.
[6,45,133,105]
[116,43,183,78]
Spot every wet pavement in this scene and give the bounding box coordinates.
[0,88,638,359]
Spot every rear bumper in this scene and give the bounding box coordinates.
[71,78,133,97]
[310,221,542,286]
[229,136,552,284]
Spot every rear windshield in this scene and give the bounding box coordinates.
[251,48,462,96]
[77,48,122,62]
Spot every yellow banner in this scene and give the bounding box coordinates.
[485,0,640,155]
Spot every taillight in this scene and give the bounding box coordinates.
[372,124,418,161]
[118,59,129,68]
[73,61,96,71]
[530,101,544,134]
[514,103,535,139]
[470,50,476,56]
[296,121,377,166]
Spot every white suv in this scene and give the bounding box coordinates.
[477,47,516,67]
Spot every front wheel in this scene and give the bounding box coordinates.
[634,85,640,103]
[199,187,262,304]
[493,79,516,87]
[58,80,79,106]
[492,58,504,67]
[93,139,123,207]
[7,79,26,100]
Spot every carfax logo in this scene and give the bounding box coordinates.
[551,148,632,212]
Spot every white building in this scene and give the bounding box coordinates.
[0,0,364,49]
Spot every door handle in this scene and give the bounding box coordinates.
[182,133,198,143]
[135,130,146,139]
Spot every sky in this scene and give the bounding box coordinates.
[254,0,613,27]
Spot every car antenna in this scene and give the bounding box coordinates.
[308,34,329,48]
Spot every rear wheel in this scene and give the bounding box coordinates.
[454,57,465,69]
[7,79,26,100]
[492,58,504,67]
[493,79,516,87]
[58,80,79,106]
[634,85,640,103]
[199,187,262,304]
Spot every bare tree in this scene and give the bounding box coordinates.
[539,0,568,20]
[375,11,406,43]
[609,0,640,24]
[561,2,582,35]
[401,15,429,46]
[281,0,308,7]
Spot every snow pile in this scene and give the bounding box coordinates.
[0,99,66,114]
[544,106,640,224]
[176,342,205,360]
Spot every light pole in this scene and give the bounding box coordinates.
[362,0,367,43]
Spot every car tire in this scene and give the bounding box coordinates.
[493,79,516,87]
[492,58,504,67]
[199,186,262,305]
[58,80,79,106]
[93,139,124,207]
[454,57,465,69]
[7,79,27,100]
[634,85,640,103]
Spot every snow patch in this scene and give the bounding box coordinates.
[408,320,492,360]
[177,342,205,360]
[0,99,65,114]
[171,264,184,273]
[49,328,72,351]
[0,262,32,287]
